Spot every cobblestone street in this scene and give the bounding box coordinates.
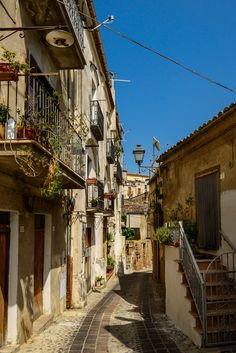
[3,271,235,353]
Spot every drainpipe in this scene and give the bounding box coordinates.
[66,70,73,308]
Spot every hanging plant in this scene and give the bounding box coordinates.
[15,146,48,177]
[41,159,62,198]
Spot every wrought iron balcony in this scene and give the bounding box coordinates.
[90,100,104,141]
[86,178,104,211]
[63,0,84,50]
[22,0,85,69]
[0,76,85,189]
[104,198,115,217]
[106,138,115,164]
[114,160,123,185]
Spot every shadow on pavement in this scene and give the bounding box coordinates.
[104,271,181,353]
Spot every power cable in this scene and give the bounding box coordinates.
[58,2,236,94]
[102,24,236,94]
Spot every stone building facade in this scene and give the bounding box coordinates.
[0,0,124,347]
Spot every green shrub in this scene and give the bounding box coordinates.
[107,232,114,242]
[107,256,115,269]
[156,226,173,245]
[122,227,135,240]
[183,220,197,239]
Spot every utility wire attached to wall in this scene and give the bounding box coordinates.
[102,24,236,95]
[71,4,236,95]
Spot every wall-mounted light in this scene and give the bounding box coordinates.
[46,29,74,48]
[87,15,115,31]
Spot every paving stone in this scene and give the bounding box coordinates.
[9,271,225,353]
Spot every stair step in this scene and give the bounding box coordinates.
[207,294,236,301]
[207,308,236,316]
[206,280,235,286]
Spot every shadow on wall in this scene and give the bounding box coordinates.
[18,276,34,343]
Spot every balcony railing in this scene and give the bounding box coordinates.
[86,178,104,211]
[0,76,85,179]
[106,138,115,164]
[104,198,114,216]
[63,0,84,50]
[115,160,122,185]
[90,100,104,141]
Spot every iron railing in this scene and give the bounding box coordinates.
[106,138,115,164]
[86,179,104,210]
[0,77,85,177]
[63,0,84,49]
[115,160,122,184]
[180,223,236,346]
[204,252,236,346]
[104,198,114,215]
[179,222,207,343]
[90,100,104,141]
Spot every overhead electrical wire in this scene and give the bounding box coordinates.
[102,24,236,95]
[59,2,236,94]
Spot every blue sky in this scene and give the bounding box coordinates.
[94,1,236,173]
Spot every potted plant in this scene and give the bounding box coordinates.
[95,275,104,287]
[0,103,9,139]
[91,198,98,207]
[107,232,114,242]
[156,226,173,245]
[122,227,135,240]
[86,178,97,185]
[0,47,30,81]
[107,256,115,271]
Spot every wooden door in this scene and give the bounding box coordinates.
[0,214,10,346]
[85,228,91,292]
[34,215,45,320]
[195,170,220,249]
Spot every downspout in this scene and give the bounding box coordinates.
[66,70,73,308]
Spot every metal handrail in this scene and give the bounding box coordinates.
[220,229,236,253]
[179,221,207,342]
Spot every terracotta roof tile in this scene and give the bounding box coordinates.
[158,102,236,161]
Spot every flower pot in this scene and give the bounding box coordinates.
[95,280,101,287]
[17,126,36,140]
[86,178,97,185]
[0,123,5,139]
[0,63,18,81]
[25,127,36,140]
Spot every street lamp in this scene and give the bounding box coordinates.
[132,143,158,174]
[132,144,145,170]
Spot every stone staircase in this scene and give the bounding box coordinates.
[183,256,236,346]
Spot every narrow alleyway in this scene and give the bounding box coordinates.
[4,272,230,353]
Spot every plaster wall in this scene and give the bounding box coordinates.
[0,173,67,345]
[162,117,236,251]
[165,246,202,347]
[129,214,148,240]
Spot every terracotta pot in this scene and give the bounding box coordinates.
[17,126,36,140]
[174,239,180,247]
[0,63,18,81]
[0,124,5,139]
[86,178,97,185]
[25,127,36,140]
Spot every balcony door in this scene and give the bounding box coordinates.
[195,169,220,249]
[0,213,10,346]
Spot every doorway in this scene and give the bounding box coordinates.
[34,215,45,320]
[0,212,10,346]
[85,228,92,292]
[195,169,220,249]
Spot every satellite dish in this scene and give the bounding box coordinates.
[46,30,74,48]
[153,136,160,151]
